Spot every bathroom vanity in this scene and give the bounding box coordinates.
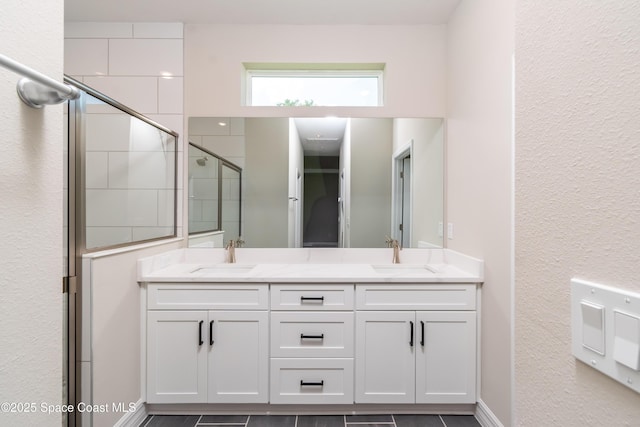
[138,248,483,412]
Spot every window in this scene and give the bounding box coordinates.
[245,64,384,107]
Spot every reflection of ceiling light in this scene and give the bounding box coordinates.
[306,137,339,142]
[161,71,173,79]
[218,122,227,126]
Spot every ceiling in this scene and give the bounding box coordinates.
[64,0,461,25]
[294,118,348,156]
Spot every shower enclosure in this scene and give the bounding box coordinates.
[64,76,178,427]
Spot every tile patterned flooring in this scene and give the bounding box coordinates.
[139,414,482,427]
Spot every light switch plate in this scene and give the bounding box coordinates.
[571,278,640,394]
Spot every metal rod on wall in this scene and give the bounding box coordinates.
[0,53,80,108]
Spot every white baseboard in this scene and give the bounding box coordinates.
[475,399,504,427]
[113,399,148,427]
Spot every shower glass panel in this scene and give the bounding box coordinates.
[188,144,219,233]
[221,163,242,241]
[81,92,177,250]
[188,142,242,242]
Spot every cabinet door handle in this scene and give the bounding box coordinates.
[209,320,214,346]
[198,320,204,346]
[300,333,324,340]
[420,320,425,347]
[409,321,414,347]
[300,380,324,387]
[300,296,324,303]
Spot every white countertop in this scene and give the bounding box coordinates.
[138,248,484,284]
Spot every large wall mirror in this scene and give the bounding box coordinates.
[188,117,444,249]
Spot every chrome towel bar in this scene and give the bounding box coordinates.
[0,53,80,108]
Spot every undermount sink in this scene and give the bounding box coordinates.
[371,264,441,275]
[190,264,256,274]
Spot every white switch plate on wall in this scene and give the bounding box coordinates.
[571,278,640,394]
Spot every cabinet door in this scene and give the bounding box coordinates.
[147,311,208,403]
[355,311,416,403]
[415,311,476,404]
[208,311,269,403]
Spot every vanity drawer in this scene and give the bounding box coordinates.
[355,284,476,310]
[271,312,354,358]
[270,358,354,404]
[147,283,268,310]
[270,284,354,311]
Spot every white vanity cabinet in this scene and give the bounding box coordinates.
[355,284,477,404]
[145,283,269,404]
[142,279,480,407]
[269,284,355,404]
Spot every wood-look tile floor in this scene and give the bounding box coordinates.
[139,414,481,427]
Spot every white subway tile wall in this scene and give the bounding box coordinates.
[188,118,245,237]
[65,22,184,248]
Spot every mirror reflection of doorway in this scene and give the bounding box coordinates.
[303,156,339,247]
[400,155,411,247]
[392,141,413,248]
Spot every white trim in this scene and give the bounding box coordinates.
[391,140,413,245]
[113,399,148,427]
[475,399,504,427]
[82,237,184,260]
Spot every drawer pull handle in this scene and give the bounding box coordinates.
[300,296,324,303]
[300,380,324,387]
[198,320,204,346]
[209,320,214,346]
[409,321,414,347]
[300,333,325,340]
[420,320,425,347]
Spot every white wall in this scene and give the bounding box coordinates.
[65,22,184,138]
[350,118,393,248]
[244,118,289,247]
[184,24,446,118]
[0,1,64,425]
[515,1,640,425]
[86,241,182,427]
[393,118,444,248]
[447,0,514,425]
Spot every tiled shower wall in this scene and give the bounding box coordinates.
[64,22,184,245]
[189,117,246,242]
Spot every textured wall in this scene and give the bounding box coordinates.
[447,0,514,424]
[515,1,640,425]
[0,0,64,425]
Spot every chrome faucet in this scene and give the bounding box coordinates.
[385,236,401,264]
[225,239,236,263]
